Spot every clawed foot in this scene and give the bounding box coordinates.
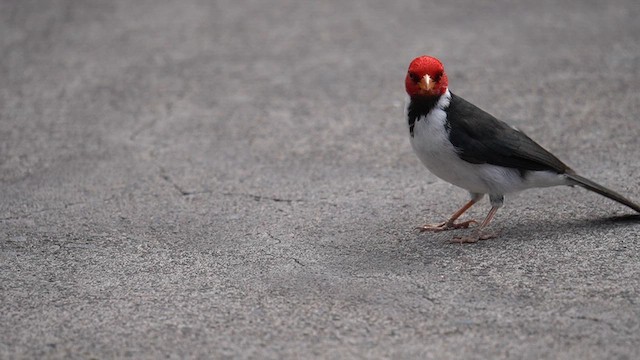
[416,219,477,233]
[450,231,498,244]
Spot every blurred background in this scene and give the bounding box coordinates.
[2,0,639,358]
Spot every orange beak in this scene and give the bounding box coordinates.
[418,74,435,92]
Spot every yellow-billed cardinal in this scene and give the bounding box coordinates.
[405,55,640,243]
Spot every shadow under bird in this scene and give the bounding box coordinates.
[404,55,640,243]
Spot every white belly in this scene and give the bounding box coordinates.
[410,117,498,193]
[407,91,566,195]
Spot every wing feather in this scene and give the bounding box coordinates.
[447,93,571,174]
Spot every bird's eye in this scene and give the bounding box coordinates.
[408,72,420,83]
[433,71,443,82]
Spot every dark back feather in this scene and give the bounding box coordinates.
[446,92,571,174]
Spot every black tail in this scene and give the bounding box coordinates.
[566,173,640,213]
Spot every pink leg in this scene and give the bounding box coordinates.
[417,198,479,233]
[451,205,500,243]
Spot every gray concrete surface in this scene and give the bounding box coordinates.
[2,0,640,358]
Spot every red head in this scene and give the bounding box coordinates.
[405,56,449,98]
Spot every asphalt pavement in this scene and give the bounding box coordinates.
[2,0,640,358]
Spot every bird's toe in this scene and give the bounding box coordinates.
[416,219,477,233]
[450,230,497,244]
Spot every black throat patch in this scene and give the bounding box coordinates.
[407,96,440,137]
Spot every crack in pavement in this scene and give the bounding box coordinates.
[0,196,117,221]
[222,192,305,203]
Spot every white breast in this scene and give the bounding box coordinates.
[407,90,566,195]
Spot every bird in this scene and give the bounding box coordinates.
[404,55,640,243]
